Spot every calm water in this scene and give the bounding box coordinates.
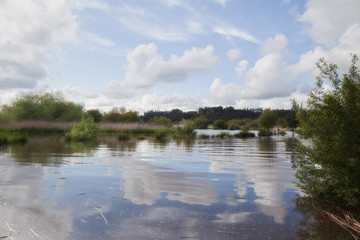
[0,133,352,239]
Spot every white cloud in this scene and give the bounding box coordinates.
[210,53,298,106]
[71,0,110,11]
[213,0,231,6]
[261,34,288,55]
[226,49,242,62]
[298,0,360,46]
[214,26,260,44]
[0,0,78,89]
[235,60,248,78]
[210,78,241,105]
[81,31,115,47]
[104,43,219,99]
[125,93,207,113]
[291,23,360,76]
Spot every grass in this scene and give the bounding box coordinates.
[0,135,28,145]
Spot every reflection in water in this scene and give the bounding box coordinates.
[0,134,353,239]
[0,157,73,239]
[291,197,353,240]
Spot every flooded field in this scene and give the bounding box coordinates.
[0,133,352,239]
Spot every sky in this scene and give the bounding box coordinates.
[1,0,360,113]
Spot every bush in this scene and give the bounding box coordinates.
[0,92,84,122]
[258,128,273,136]
[213,119,228,130]
[227,119,241,130]
[216,132,231,138]
[149,116,173,127]
[87,109,103,122]
[193,116,209,129]
[69,115,99,141]
[296,55,360,208]
[175,120,196,137]
[234,132,255,138]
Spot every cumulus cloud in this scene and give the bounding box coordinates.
[104,43,219,99]
[210,52,299,107]
[235,60,248,78]
[298,0,360,46]
[261,34,288,55]
[226,48,242,62]
[214,26,260,44]
[126,93,208,113]
[0,0,78,89]
[291,23,360,76]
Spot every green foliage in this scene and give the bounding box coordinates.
[216,131,231,138]
[154,130,167,140]
[193,116,209,129]
[102,107,140,123]
[175,120,196,137]
[234,131,255,138]
[296,54,360,208]
[258,128,273,136]
[0,135,28,145]
[87,109,103,122]
[286,100,299,137]
[0,92,84,122]
[227,119,241,130]
[257,109,278,132]
[241,124,250,133]
[213,119,228,130]
[149,116,173,127]
[69,115,99,141]
[136,135,146,140]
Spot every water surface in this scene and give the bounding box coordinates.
[0,134,352,239]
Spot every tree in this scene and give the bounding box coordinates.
[296,54,360,208]
[257,109,278,134]
[149,116,173,127]
[213,119,228,130]
[193,116,209,129]
[286,99,299,137]
[87,109,103,122]
[0,92,84,122]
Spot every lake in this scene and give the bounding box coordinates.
[0,132,352,239]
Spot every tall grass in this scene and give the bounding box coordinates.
[0,121,175,136]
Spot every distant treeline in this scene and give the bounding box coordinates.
[142,106,291,123]
[0,92,291,125]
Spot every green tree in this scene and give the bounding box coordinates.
[87,109,103,122]
[257,109,278,134]
[149,116,173,126]
[193,116,209,129]
[102,107,140,123]
[285,99,299,137]
[0,92,83,122]
[296,54,360,208]
[212,119,228,130]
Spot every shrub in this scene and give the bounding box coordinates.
[227,119,241,130]
[175,120,196,137]
[149,116,173,127]
[234,132,255,138]
[296,55,360,208]
[87,109,103,122]
[216,132,231,138]
[69,115,99,141]
[213,119,228,130]
[0,92,84,122]
[258,128,273,136]
[193,116,209,129]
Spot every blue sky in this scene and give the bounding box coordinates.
[1,0,360,113]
